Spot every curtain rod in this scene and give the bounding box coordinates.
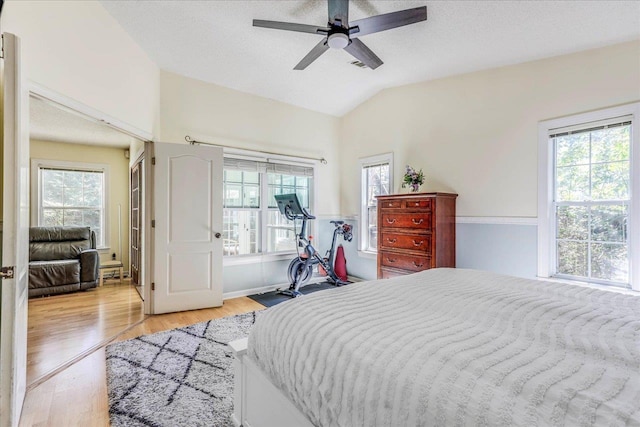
[185,136,327,164]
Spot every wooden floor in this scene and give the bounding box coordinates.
[27,279,144,385]
[21,284,264,426]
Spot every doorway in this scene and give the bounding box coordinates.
[26,93,148,387]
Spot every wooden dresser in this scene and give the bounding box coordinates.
[376,192,457,279]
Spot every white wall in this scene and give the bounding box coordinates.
[159,71,343,292]
[340,40,640,280]
[159,70,342,215]
[1,0,160,135]
[341,40,640,218]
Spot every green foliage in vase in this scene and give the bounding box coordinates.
[402,165,424,192]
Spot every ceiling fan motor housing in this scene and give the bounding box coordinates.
[327,33,349,49]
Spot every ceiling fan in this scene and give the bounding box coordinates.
[253,0,427,70]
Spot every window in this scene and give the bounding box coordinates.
[32,160,109,248]
[538,103,639,290]
[359,153,393,253]
[223,157,314,257]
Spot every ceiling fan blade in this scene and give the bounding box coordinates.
[294,39,330,70]
[344,38,383,69]
[349,6,427,38]
[253,19,329,35]
[328,0,349,27]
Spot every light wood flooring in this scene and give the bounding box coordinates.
[27,279,144,386]
[21,281,265,426]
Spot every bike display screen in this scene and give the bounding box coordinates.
[274,193,305,217]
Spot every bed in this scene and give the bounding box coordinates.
[230,268,640,427]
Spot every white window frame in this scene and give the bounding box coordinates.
[222,149,318,266]
[31,158,110,250]
[538,103,640,291]
[359,152,394,255]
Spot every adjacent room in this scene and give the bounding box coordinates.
[26,95,145,387]
[0,1,638,426]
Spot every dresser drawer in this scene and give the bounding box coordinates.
[380,252,431,272]
[379,268,406,279]
[403,198,432,210]
[380,232,431,253]
[379,199,402,210]
[379,198,432,211]
[380,213,432,229]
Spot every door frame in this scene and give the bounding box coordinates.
[143,142,154,314]
[29,82,153,142]
[28,84,153,301]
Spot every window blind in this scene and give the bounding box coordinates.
[549,116,632,138]
[362,161,389,169]
[223,157,313,176]
[40,166,105,174]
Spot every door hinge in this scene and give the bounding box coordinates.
[151,157,156,165]
[151,282,155,291]
[151,219,155,228]
[0,266,15,279]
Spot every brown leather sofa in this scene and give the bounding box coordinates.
[28,226,100,298]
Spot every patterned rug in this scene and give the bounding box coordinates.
[106,312,258,427]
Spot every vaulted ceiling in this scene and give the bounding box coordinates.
[99,0,640,117]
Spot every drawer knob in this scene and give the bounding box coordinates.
[388,203,394,207]
[386,258,396,263]
[386,218,396,224]
[413,261,424,268]
[387,238,397,244]
[412,218,424,225]
[413,240,424,247]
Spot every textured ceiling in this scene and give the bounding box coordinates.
[30,96,140,148]
[102,0,640,117]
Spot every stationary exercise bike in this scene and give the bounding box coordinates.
[275,194,352,298]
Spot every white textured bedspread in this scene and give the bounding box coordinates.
[247,269,640,427]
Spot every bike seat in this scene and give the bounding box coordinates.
[331,220,344,225]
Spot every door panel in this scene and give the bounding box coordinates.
[152,142,223,314]
[168,252,211,292]
[0,33,29,427]
[168,155,212,242]
[130,162,141,286]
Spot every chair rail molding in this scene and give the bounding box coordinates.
[455,216,537,225]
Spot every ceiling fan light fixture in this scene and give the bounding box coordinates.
[327,33,349,49]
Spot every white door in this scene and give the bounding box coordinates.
[152,142,223,314]
[0,33,29,427]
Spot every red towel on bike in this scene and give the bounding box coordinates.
[334,244,347,281]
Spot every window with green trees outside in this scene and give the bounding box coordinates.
[552,121,630,286]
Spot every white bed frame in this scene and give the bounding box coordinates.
[229,338,314,427]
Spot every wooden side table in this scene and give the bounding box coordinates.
[99,260,124,286]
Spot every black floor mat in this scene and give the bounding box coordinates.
[248,280,350,308]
